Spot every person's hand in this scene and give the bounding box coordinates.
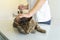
[18,5,28,10]
[16,13,32,21]
[18,5,24,10]
[19,14,31,18]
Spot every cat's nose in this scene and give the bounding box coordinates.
[19,21,26,25]
[22,23,26,25]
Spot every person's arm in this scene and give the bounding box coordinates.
[28,0,46,17]
[16,0,46,20]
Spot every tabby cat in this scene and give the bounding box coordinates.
[13,5,46,34]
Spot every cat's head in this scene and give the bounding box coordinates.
[18,17,32,26]
[14,17,32,34]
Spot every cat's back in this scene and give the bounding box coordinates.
[29,19,37,27]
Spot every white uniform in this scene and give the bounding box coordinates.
[27,0,51,22]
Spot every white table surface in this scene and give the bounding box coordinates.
[0,20,51,40]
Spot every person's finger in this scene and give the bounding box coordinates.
[19,15,23,18]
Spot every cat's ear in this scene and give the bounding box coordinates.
[27,17,32,21]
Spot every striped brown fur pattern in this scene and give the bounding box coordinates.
[13,17,46,34]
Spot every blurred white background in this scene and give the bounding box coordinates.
[0,0,60,40]
[47,0,60,40]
